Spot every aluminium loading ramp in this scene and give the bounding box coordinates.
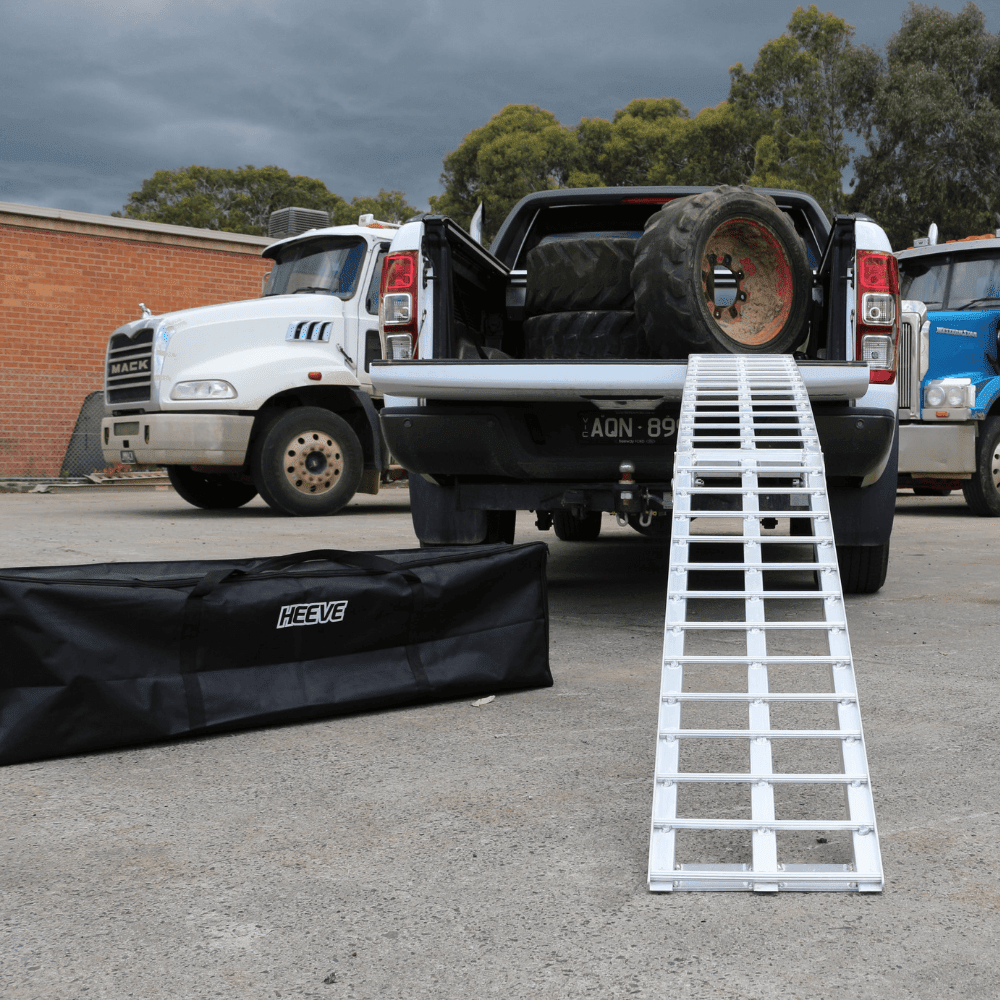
[648,354,883,893]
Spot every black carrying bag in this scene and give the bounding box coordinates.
[0,543,550,765]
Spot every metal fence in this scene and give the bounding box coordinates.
[59,391,110,477]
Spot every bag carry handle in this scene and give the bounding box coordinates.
[249,549,404,575]
[188,549,405,599]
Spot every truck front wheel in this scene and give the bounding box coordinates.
[253,407,363,516]
[962,416,1000,517]
[167,466,258,510]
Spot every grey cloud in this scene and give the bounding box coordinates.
[1,0,986,216]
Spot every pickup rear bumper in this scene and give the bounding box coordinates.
[371,358,871,402]
[380,403,896,485]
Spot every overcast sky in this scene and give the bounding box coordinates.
[1,0,993,218]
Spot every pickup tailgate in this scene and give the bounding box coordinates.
[370,359,871,402]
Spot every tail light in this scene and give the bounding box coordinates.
[855,250,900,384]
[379,250,419,359]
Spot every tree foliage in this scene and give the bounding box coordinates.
[729,5,859,215]
[115,166,416,235]
[846,2,1000,248]
[429,105,576,240]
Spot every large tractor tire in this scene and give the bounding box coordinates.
[252,407,363,516]
[167,466,258,510]
[524,310,649,360]
[525,237,637,315]
[631,186,812,357]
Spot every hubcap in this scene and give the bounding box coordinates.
[701,217,793,346]
[991,440,1000,490]
[282,430,343,495]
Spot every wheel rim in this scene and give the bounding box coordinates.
[701,217,793,346]
[282,430,343,496]
[991,439,1000,491]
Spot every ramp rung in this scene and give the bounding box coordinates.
[657,773,868,783]
[648,354,883,894]
[657,729,861,739]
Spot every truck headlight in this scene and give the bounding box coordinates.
[924,380,974,409]
[170,380,237,399]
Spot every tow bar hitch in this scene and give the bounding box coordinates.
[614,461,642,524]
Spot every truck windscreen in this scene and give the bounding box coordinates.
[900,252,1000,310]
[265,238,366,298]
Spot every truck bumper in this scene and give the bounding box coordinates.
[101,413,254,466]
[898,421,977,474]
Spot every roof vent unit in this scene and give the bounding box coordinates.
[268,207,330,240]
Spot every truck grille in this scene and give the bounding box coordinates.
[106,328,154,404]
[897,317,914,411]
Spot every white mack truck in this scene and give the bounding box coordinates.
[101,214,400,515]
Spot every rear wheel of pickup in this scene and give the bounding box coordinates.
[524,310,650,359]
[962,416,1000,516]
[553,510,602,541]
[253,407,363,516]
[167,466,258,510]
[525,237,637,314]
[836,543,890,594]
[632,186,812,357]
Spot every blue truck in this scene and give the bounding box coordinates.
[896,233,1000,515]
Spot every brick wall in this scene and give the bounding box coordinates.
[0,204,273,476]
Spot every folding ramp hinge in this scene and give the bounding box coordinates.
[648,354,884,894]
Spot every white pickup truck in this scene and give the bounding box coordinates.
[101,218,400,515]
[370,185,902,593]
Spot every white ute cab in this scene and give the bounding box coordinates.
[102,216,399,515]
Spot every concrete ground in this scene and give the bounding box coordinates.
[1,486,998,1000]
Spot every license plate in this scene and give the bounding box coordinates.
[120,449,136,463]
[578,412,676,445]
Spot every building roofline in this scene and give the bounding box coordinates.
[0,201,274,249]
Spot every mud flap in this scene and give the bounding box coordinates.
[828,425,898,547]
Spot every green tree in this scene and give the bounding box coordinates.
[647,101,759,186]
[340,189,416,226]
[576,98,691,187]
[729,5,859,216]
[429,105,576,241]
[846,2,1000,248]
[115,166,415,235]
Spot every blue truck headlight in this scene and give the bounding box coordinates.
[924,380,974,410]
